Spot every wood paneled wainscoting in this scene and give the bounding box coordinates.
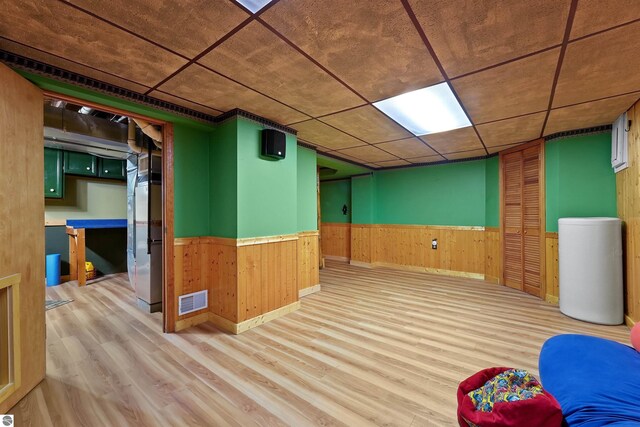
[484,227,501,283]
[320,222,351,261]
[174,231,320,333]
[545,232,560,305]
[617,100,640,327]
[174,235,299,334]
[297,231,320,297]
[349,224,486,279]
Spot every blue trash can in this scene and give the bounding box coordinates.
[46,253,61,286]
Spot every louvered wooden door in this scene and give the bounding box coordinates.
[501,141,545,298]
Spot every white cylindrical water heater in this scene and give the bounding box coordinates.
[558,217,623,325]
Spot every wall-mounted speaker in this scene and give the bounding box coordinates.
[261,129,286,160]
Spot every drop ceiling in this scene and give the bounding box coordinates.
[1,0,639,168]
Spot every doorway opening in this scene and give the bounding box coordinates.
[42,95,168,327]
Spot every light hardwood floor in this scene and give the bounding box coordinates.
[11,261,630,426]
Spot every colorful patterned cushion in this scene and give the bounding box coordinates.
[468,369,544,412]
[457,367,563,427]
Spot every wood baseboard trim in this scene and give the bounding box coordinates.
[299,284,321,298]
[175,311,210,332]
[484,275,500,284]
[625,315,636,328]
[324,255,350,262]
[349,260,373,268]
[208,301,301,334]
[545,294,559,305]
[373,261,484,280]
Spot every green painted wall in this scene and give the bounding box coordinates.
[174,125,211,237]
[210,120,238,238]
[297,146,317,232]
[375,160,486,226]
[545,132,617,232]
[485,156,500,227]
[351,174,376,224]
[321,180,351,223]
[237,119,298,238]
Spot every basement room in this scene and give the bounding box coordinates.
[1,1,640,426]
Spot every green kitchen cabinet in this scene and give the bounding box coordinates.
[98,158,126,180]
[64,151,97,176]
[44,148,64,198]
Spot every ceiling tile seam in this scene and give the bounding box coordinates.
[256,11,444,158]
[255,17,369,104]
[540,0,579,137]
[345,102,443,156]
[302,140,369,152]
[0,36,153,91]
[569,16,640,44]
[370,136,424,145]
[449,44,562,81]
[194,62,312,119]
[152,89,225,114]
[475,110,548,126]
[56,0,190,60]
[448,15,640,84]
[399,0,489,156]
[316,149,374,170]
[313,103,371,120]
[143,15,255,95]
[314,119,408,162]
[550,90,640,111]
[146,0,284,96]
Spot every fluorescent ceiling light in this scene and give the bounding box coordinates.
[234,0,274,13]
[373,83,472,136]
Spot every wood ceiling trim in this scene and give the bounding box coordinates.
[400,0,489,156]
[538,0,579,138]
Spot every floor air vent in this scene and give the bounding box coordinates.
[178,290,208,316]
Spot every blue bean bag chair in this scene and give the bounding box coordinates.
[539,334,640,426]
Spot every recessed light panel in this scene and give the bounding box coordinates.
[234,0,274,13]
[373,83,472,136]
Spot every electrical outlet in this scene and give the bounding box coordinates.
[432,239,438,249]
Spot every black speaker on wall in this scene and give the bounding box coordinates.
[261,129,286,160]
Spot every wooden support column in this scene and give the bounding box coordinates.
[66,227,86,287]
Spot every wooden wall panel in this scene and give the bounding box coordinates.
[237,239,297,322]
[321,223,351,260]
[206,241,238,323]
[348,225,487,277]
[617,100,640,326]
[545,233,559,304]
[297,232,320,291]
[0,65,44,414]
[351,225,373,263]
[174,235,300,331]
[484,228,501,283]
